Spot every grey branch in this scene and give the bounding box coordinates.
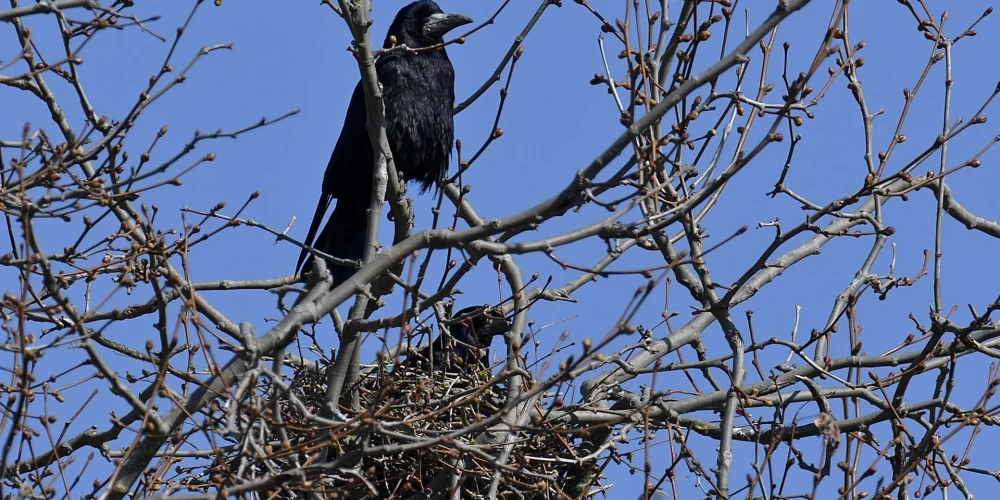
[0,0,95,22]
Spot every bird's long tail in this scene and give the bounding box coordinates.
[300,191,370,289]
[296,194,332,275]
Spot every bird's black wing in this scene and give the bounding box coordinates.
[297,81,374,275]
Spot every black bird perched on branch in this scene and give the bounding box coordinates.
[296,1,473,284]
[404,306,510,373]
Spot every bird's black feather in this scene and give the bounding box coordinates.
[310,189,368,287]
[297,1,471,282]
[405,306,510,373]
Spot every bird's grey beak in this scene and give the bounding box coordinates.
[423,12,473,39]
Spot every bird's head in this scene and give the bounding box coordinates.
[385,1,473,49]
[452,305,512,347]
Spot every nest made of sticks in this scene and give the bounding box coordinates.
[203,358,605,499]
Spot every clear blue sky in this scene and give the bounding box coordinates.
[3,0,1000,498]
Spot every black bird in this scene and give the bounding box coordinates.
[405,306,510,373]
[297,1,473,284]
